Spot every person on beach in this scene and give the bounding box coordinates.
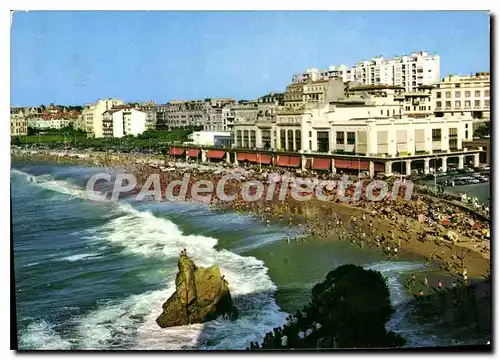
[424,277,429,288]
[451,280,457,292]
[437,280,443,291]
[280,334,288,348]
[418,289,424,297]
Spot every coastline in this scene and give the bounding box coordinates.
[11,149,490,281]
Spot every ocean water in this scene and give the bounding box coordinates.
[11,163,472,350]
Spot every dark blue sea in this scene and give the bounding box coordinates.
[12,163,476,349]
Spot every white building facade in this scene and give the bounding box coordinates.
[292,51,440,92]
[102,108,146,138]
[233,87,474,164]
[84,98,125,138]
[433,72,490,122]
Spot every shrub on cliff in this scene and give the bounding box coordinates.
[311,264,405,348]
[251,264,405,350]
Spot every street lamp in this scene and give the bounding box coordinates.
[434,154,438,194]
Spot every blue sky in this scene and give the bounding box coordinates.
[11,11,490,106]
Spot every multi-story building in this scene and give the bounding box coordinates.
[293,65,355,84]
[157,98,236,131]
[433,72,490,122]
[84,98,124,138]
[394,85,434,118]
[257,92,284,105]
[155,104,169,130]
[165,101,205,129]
[292,51,440,92]
[10,108,28,136]
[28,117,75,130]
[73,114,86,132]
[138,101,157,131]
[283,83,306,109]
[26,106,81,130]
[232,83,474,174]
[102,107,146,138]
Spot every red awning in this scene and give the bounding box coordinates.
[187,149,200,157]
[258,154,272,164]
[246,153,258,162]
[334,159,370,170]
[237,153,248,161]
[334,159,353,169]
[313,158,331,170]
[206,150,225,159]
[277,156,290,166]
[358,161,369,171]
[288,156,301,167]
[374,162,385,172]
[169,147,184,156]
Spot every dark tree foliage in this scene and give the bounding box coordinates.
[251,264,405,350]
[311,264,404,348]
[474,122,490,137]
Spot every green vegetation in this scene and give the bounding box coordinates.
[474,121,490,138]
[12,126,202,153]
[251,264,405,349]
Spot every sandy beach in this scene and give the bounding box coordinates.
[11,148,491,281]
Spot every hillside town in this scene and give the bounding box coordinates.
[11,50,490,179]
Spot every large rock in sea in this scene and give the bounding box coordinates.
[156,252,238,328]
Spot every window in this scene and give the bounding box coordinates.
[250,130,256,148]
[474,100,481,107]
[287,130,294,151]
[449,128,458,150]
[445,101,452,108]
[436,92,442,98]
[465,100,471,108]
[317,131,329,152]
[381,109,383,115]
[465,123,469,129]
[455,91,461,98]
[309,140,312,150]
[236,130,243,147]
[455,100,461,108]
[280,129,286,149]
[485,90,490,97]
[455,83,461,88]
[347,132,356,145]
[445,91,451,98]
[465,130,469,139]
[336,131,344,145]
[295,130,301,151]
[465,91,471,98]
[475,90,481,97]
[485,100,490,107]
[309,131,312,137]
[432,129,441,141]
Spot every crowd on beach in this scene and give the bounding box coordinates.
[246,305,325,350]
[12,148,491,278]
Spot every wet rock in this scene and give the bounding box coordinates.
[156,252,238,328]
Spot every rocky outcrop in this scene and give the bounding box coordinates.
[156,251,238,328]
